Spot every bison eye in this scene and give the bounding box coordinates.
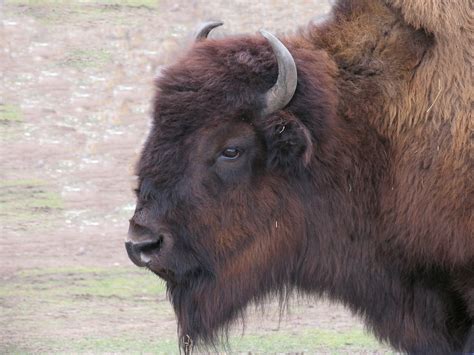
[220,147,241,160]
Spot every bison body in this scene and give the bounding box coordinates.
[126,0,473,352]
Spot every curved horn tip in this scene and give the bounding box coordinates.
[258,29,274,40]
[194,21,224,41]
[259,29,298,116]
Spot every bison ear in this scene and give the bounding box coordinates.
[262,112,313,174]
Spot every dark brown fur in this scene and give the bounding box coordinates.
[129,0,473,352]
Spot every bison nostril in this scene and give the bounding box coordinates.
[125,232,169,268]
[136,235,164,253]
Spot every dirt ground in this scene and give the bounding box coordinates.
[0,1,392,353]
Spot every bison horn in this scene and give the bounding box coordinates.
[194,21,223,41]
[259,30,297,116]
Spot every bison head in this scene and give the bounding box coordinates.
[126,23,338,349]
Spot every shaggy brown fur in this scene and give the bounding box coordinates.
[127,0,473,352]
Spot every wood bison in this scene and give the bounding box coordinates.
[125,0,473,352]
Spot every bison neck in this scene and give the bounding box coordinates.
[295,112,389,295]
[289,1,472,351]
[292,127,468,352]
[308,0,472,270]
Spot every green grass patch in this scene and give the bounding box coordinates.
[0,104,22,123]
[45,335,178,353]
[230,328,387,352]
[18,265,118,276]
[14,328,387,353]
[0,178,63,227]
[0,104,23,141]
[2,266,167,299]
[1,266,173,352]
[0,178,45,188]
[4,1,160,28]
[61,48,112,69]
[5,0,159,7]
[1,266,390,353]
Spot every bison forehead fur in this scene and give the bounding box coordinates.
[128,0,473,353]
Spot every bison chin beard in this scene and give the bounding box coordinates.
[167,256,295,352]
[164,182,308,351]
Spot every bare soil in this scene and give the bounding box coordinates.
[0,1,391,353]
